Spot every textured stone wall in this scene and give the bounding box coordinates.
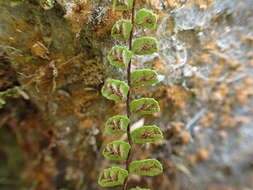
[0,0,253,190]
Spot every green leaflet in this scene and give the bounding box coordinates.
[129,159,163,176]
[105,115,130,134]
[0,86,25,98]
[130,98,160,115]
[135,8,157,29]
[107,46,133,69]
[105,115,130,135]
[103,140,131,161]
[131,69,159,86]
[111,20,133,41]
[101,79,129,103]
[98,167,128,187]
[131,125,163,143]
[132,37,158,55]
[113,0,133,11]
[130,187,150,190]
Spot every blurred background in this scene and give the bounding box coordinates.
[0,0,253,190]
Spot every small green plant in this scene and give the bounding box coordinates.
[99,1,163,189]
[0,86,27,109]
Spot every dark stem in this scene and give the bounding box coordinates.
[124,1,136,190]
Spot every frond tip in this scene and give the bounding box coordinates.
[131,125,163,143]
[129,159,163,176]
[98,167,128,187]
[130,98,160,115]
[107,46,132,69]
[103,140,131,161]
[101,79,129,103]
[105,115,130,135]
